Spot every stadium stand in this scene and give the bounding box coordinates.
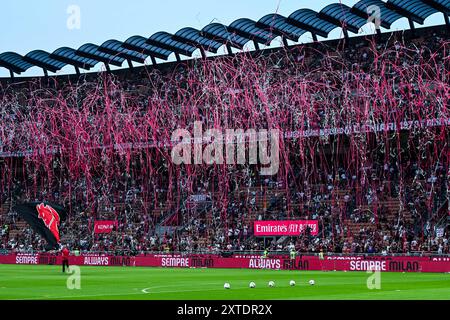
[0,1,449,257]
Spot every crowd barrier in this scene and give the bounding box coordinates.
[1,253,449,273]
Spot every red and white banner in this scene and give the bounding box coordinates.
[94,221,117,234]
[2,118,448,158]
[1,253,449,273]
[254,220,319,236]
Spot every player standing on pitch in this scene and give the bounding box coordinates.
[319,248,325,271]
[290,248,297,260]
[61,246,70,273]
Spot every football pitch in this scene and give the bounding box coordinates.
[0,265,449,300]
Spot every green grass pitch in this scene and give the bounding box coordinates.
[0,265,449,300]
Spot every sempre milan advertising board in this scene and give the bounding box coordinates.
[1,253,449,273]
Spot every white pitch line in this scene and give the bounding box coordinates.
[141,282,221,294]
[11,292,144,300]
[141,287,239,295]
[15,286,253,300]
[12,283,223,300]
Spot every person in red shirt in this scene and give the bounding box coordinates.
[61,246,70,273]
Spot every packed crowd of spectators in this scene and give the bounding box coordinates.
[1,157,447,255]
[0,25,448,256]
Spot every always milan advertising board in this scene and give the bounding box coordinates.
[2,253,449,273]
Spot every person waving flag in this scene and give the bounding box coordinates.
[13,202,67,251]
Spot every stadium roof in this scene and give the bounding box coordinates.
[258,14,309,42]
[174,28,223,56]
[99,40,148,65]
[1,0,449,78]
[50,47,98,72]
[352,0,405,29]
[201,23,250,50]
